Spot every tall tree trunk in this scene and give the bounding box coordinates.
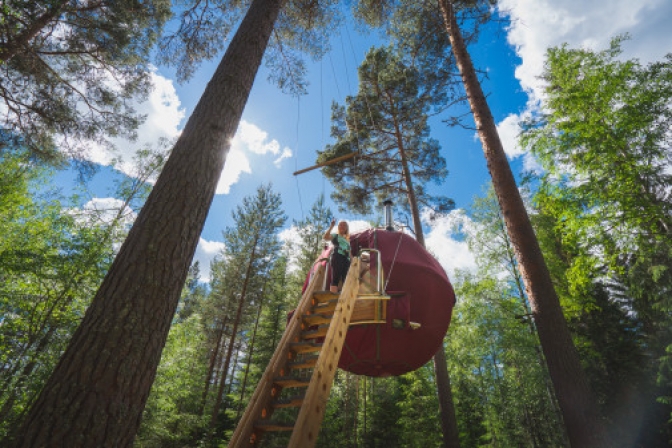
[226,338,244,396]
[236,292,264,419]
[10,0,285,446]
[433,347,461,448]
[209,241,258,436]
[200,317,228,415]
[395,124,461,448]
[438,1,608,446]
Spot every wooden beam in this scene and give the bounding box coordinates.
[292,152,358,176]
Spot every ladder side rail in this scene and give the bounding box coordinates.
[228,263,326,447]
[288,258,361,448]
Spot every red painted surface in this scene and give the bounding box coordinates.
[302,229,456,377]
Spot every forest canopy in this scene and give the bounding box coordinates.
[1,2,671,447]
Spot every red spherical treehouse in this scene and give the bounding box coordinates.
[305,228,456,377]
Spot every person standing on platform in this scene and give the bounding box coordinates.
[324,219,351,293]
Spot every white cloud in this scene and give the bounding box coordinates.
[274,147,293,167]
[279,225,304,273]
[84,68,184,175]
[496,109,544,173]
[74,70,291,195]
[499,0,672,103]
[496,112,526,158]
[215,120,293,194]
[70,197,137,227]
[217,143,252,194]
[423,209,478,279]
[496,0,672,159]
[192,238,226,283]
[67,197,138,252]
[347,220,374,234]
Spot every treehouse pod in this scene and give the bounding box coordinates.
[306,228,456,377]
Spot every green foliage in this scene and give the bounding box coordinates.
[444,186,569,446]
[522,37,672,288]
[396,366,442,447]
[245,256,292,386]
[0,150,111,439]
[521,37,672,444]
[448,271,567,447]
[199,185,287,445]
[0,145,166,443]
[318,372,362,447]
[135,311,210,448]
[0,0,171,162]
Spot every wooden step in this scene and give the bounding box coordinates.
[301,324,329,340]
[254,420,294,432]
[273,376,310,388]
[312,290,339,304]
[290,340,323,354]
[312,298,338,315]
[288,354,318,370]
[302,313,332,326]
[272,394,305,409]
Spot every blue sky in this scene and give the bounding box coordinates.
[58,0,672,282]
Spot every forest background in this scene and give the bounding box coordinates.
[2,0,672,447]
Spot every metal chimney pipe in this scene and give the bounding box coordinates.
[383,200,394,231]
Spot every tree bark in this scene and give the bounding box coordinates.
[10,0,286,446]
[209,240,258,435]
[236,291,264,419]
[433,347,461,448]
[200,317,228,415]
[437,1,608,446]
[394,116,461,448]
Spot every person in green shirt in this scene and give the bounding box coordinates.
[324,219,351,293]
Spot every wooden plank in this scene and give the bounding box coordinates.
[292,152,357,176]
[273,376,310,388]
[301,324,329,340]
[290,341,323,354]
[302,313,331,327]
[227,264,325,448]
[273,395,305,409]
[350,296,390,325]
[312,291,340,304]
[287,259,361,448]
[288,355,319,370]
[312,298,338,315]
[254,420,294,432]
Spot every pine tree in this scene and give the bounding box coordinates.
[0,0,171,162]
[203,184,286,443]
[318,46,453,228]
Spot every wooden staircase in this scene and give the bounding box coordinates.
[228,258,362,448]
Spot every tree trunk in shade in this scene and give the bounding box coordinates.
[209,242,258,435]
[437,1,608,446]
[396,117,462,448]
[10,0,286,446]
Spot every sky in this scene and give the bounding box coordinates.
[57,0,672,283]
